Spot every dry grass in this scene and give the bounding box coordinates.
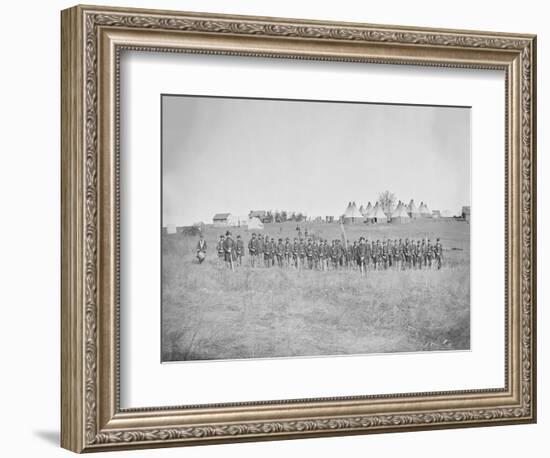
[162,220,470,361]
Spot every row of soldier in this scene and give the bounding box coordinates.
[202,231,443,274]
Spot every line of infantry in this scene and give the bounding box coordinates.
[203,231,443,275]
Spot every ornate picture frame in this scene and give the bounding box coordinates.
[61,4,536,453]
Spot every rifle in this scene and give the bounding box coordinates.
[228,246,235,271]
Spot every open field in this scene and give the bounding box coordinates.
[162,220,470,361]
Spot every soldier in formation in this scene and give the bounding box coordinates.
[211,232,443,273]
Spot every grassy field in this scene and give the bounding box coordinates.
[162,220,470,361]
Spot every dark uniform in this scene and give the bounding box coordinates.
[284,238,292,267]
[396,239,404,270]
[372,241,381,269]
[248,234,258,267]
[365,239,372,269]
[426,240,434,268]
[351,242,358,269]
[410,241,418,268]
[330,241,338,269]
[306,240,314,269]
[357,239,368,276]
[235,236,244,266]
[382,241,389,270]
[388,241,394,269]
[420,240,427,268]
[298,239,306,269]
[403,239,411,269]
[337,241,345,268]
[276,239,285,267]
[292,239,299,268]
[318,240,327,271]
[346,243,354,269]
[257,235,265,267]
[217,235,225,265]
[434,238,443,270]
[223,233,236,270]
[312,241,320,270]
[196,236,207,264]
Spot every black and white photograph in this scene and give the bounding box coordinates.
[161,95,471,362]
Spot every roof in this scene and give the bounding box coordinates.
[249,210,266,217]
[213,213,231,220]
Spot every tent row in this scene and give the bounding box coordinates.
[342,200,436,224]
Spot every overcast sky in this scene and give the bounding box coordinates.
[162,95,470,226]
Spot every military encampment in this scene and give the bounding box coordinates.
[161,94,471,363]
[162,198,470,361]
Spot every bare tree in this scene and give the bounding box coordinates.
[378,190,396,216]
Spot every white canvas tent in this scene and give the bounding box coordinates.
[363,202,373,218]
[247,217,264,230]
[391,202,411,224]
[343,201,363,224]
[369,202,388,223]
[418,201,432,218]
[166,223,177,234]
[407,199,420,218]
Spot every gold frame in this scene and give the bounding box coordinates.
[61,4,537,453]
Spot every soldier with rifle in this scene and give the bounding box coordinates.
[357,237,368,277]
[414,240,422,269]
[276,238,285,268]
[284,237,292,267]
[223,231,235,271]
[292,237,299,268]
[257,234,265,268]
[217,234,225,266]
[382,240,389,270]
[312,239,320,270]
[235,235,244,266]
[426,239,434,269]
[305,239,314,269]
[298,238,306,270]
[248,233,258,267]
[434,238,443,270]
